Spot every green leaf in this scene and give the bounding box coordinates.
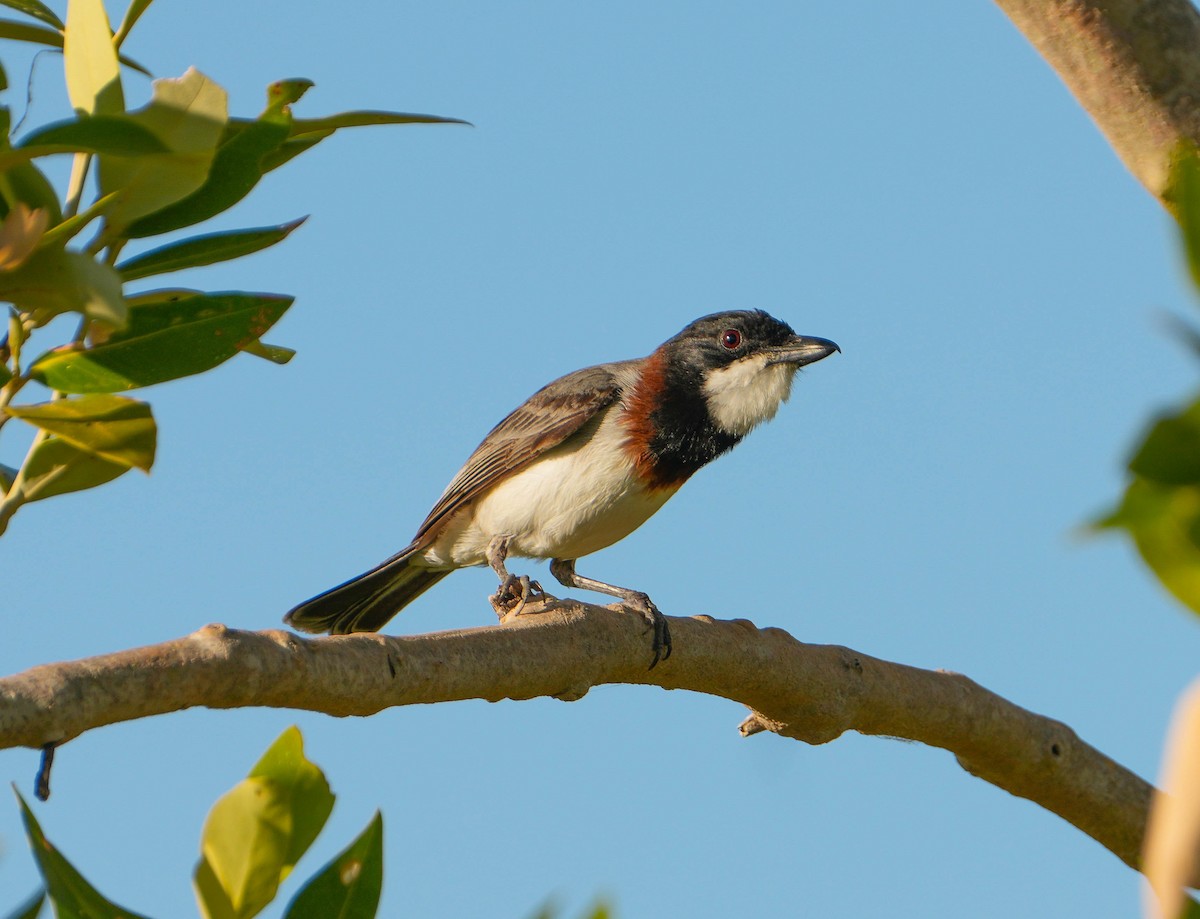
[282,812,383,919]
[260,133,328,174]
[260,109,469,171]
[1098,479,1200,617]
[195,726,335,919]
[0,17,148,74]
[0,0,61,30]
[241,340,294,364]
[6,394,155,470]
[0,248,127,327]
[116,217,306,281]
[63,0,123,116]
[1171,143,1200,292]
[0,362,11,386]
[28,290,293,392]
[0,462,17,492]
[0,18,64,48]
[113,0,152,47]
[258,109,463,172]
[3,160,63,224]
[126,117,288,237]
[15,788,153,919]
[1129,399,1200,485]
[289,110,471,135]
[20,114,170,155]
[99,67,228,230]
[19,434,131,501]
[3,888,45,919]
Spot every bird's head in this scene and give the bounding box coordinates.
[660,310,839,437]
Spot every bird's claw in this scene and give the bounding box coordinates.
[490,575,553,620]
[624,594,671,669]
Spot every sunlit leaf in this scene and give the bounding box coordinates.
[28,290,293,392]
[20,114,170,155]
[0,248,127,327]
[63,0,123,116]
[195,727,335,919]
[282,812,382,919]
[100,67,228,229]
[0,0,61,30]
[19,434,130,501]
[240,340,294,364]
[6,394,155,470]
[116,217,306,281]
[15,788,153,919]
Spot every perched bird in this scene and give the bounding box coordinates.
[285,310,838,667]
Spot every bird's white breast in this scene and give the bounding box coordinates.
[422,408,677,567]
[702,354,799,437]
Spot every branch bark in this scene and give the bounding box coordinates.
[0,601,1156,877]
[995,0,1200,203]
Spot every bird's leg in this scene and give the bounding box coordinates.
[486,535,549,619]
[549,558,672,669]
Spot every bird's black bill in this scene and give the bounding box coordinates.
[768,335,840,367]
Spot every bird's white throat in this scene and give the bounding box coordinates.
[702,354,799,437]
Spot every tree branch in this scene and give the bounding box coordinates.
[0,600,1157,877]
[995,0,1200,203]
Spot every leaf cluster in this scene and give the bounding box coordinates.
[1099,144,1200,616]
[0,0,464,537]
[8,727,384,919]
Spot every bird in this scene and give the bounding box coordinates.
[284,310,838,668]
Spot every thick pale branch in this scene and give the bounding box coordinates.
[0,601,1155,877]
[996,0,1200,202]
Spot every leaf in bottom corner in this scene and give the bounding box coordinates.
[282,812,383,919]
[15,789,152,919]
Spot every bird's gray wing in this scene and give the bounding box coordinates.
[414,362,627,542]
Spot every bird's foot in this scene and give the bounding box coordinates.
[490,575,554,620]
[621,593,672,670]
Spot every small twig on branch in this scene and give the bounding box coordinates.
[0,599,1163,880]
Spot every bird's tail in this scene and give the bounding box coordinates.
[284,544,451,635]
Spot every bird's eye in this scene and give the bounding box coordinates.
[721,329,742,350]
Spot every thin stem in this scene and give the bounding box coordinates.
[0,313,30,434]
[0,425,48,535]
[40,191,122,251]
[62,153,93,220]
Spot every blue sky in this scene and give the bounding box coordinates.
[2,2,1198,916]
